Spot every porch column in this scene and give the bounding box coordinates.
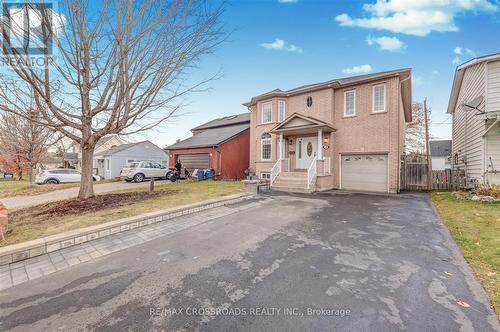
[278,133,284,159]
[317,129,323,160]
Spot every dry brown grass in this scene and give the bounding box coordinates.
[2,180,244,247]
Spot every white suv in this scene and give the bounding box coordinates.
[36,169,101,184]
[120,161,169,182]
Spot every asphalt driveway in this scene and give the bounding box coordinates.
[0,192,498,331]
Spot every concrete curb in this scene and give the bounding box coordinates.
[0,193,253,266]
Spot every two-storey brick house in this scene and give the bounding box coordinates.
[243,69,412,193]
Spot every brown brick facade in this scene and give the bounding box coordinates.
[248,73,409,193]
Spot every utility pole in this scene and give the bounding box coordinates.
[424,98,432,190]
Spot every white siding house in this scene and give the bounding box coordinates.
[94,141,167,179]
[448,53,500,186]
[430,140,452,170]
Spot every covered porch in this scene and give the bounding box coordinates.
[269,113,336,191]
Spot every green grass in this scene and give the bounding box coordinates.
[2,180,244,247]
[431,192,500,317]
[0,179,117,199]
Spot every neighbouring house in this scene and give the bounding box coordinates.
[244,68,412,193]
[68,135,124,170]
[93,140,167,179]
[430,140,452,170]
[447,53,500,186]
[167,113,250,179]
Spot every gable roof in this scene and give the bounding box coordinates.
[243,68,412,122]
[168,123,250,150]
[191,113,250,131]
[447,52,500,114]
[95,140,161,156]
[429,140,452,157]
[270,113,335,133]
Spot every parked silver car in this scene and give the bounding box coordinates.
[36,169,101,184]
[120,161,169,182]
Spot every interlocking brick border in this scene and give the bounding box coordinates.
[0,193,252,266]
[0,202,7,241]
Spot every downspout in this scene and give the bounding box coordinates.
[398,75,411,192]
[215,146,222,178]
[482,115,500,181]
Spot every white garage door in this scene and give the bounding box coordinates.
[341,154,388,192]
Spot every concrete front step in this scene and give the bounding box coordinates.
[271,184,314,194]
[280,171,307,177]
[271,171,315,193]
[273,176,307,186]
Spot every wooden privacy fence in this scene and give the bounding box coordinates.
[401,155,466,191]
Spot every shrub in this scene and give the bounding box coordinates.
[476,184,500,198]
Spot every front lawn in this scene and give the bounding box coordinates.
[431,192,500,317]
[2,180,244,247]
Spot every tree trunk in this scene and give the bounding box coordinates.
[79,145,95,199]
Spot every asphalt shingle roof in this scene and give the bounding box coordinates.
[191,113,250,131]
[95,141,146,156]
[168,123,250,149]
[430,140,452,157]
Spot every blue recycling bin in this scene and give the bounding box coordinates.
[197,169,206,180]
[206,168,215,178]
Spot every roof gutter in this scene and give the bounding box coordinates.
[243,69,410,107]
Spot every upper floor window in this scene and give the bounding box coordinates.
[262,102,272,124]
[373,84,385,113]
[344,90,356,117]
[278,100,286,122]
[306,96,313,108]
[261,133,272,160]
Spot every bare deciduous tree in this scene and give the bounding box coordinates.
[406,102,430,153]
[0,0,224,198]
[0,112,56,183]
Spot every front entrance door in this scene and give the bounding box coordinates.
[296,137,317,169]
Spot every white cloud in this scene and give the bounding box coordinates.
[342,64,373,75]
[452,46,476,65]
[278,0,297,3]
[335,0,498,36]
[366,35,406,51]
[431,70,440,75]
[260,38,303,53]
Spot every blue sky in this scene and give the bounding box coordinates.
[134,0,500,146]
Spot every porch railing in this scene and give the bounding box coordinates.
[270,159,282,185]
[307,156,317,189]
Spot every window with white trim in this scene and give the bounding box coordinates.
[261,102,272,123]
[261,133,272,160]
[373,84,385,113]
[344,90,355,116]
[278,100,286,122]
[260,172,271,180]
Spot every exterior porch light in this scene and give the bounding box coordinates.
[323,136,329,145]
